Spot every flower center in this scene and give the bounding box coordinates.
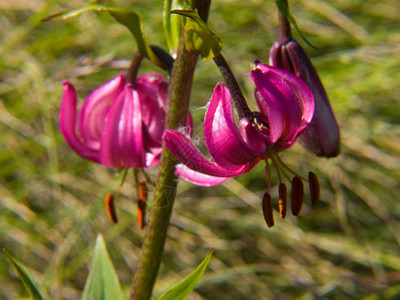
[251,112,270,135]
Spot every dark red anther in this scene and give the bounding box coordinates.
[291,176,304,216]
[105,193,118,224]
[308,172,320,205]
[137,180,147,230]
[278,183,287,219]
[262,192,274,228]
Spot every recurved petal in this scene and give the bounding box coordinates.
[175,164,231,186]
[204,83,264,167]
[263,60,315,129]
[163,130,259,177]
[145,147,162,168]
[100,85,145,168]
[137,76,166,143]
[136,73,165,99]
[60,81,99,162]
[250,63,314,146]
[78,73,125,147]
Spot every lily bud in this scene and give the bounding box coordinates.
[270,40,340,157]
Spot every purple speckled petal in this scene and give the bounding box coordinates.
[137,75,167,143]
[60,81,99,162]
[78,73,125,148]
[204,83,265,167]
[164,130,259,177]
[250,63,314,148]
[100,85,145,168]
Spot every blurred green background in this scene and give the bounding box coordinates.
[1,0,400,299]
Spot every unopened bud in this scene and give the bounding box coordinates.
[270,40,340,157]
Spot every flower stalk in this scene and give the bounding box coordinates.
[213,53,252,119]
[129,1,211,299]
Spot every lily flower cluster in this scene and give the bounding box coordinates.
[163,62,319,227]
[60,72,167,169]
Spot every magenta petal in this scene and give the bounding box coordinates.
[100,85,145,168]
[175,165,231,186]
[264,64,314,128]
[137,75,166,143]
[60,81,99,162]
[78,73,125,147]
[250,64,314,146]
[145,147,162,168]
[163,130,258,177]
[204,83,264,167]
[136,73,165,101]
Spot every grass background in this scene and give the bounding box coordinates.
[1,0,400,299]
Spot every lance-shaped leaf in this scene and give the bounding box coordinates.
[81,234,124,300]
[43,4,166,69]
[163,0,186,57]
[3,249,43,300]
[171,9,223,61]
[157,248,213,300]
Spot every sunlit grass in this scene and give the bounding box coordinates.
[1,0,399,299]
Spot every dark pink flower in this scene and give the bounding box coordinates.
[60,73,167,168]
[270,40,340,157]
[163,63,314,186]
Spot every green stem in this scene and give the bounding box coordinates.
[129,1,211,299]
[278,0,292,44]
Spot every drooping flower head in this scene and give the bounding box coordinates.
[164,62,314,184]
[164,63,318,225]
[60,72,167,169]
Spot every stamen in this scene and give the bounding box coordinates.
[270,148,307,181]
[115,168,128,198]
[137,180,147,230]
[264,161,272,194]
[308,172,320,205]
[262,192,274,228]
[105,193,118,223]
[291,176,304,216]
[278,183,287,219]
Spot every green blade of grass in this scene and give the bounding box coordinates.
[3,249,43,300]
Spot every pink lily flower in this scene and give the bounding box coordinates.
[270,40,340,157]
[163,63,314,186]
[60,72,167,168]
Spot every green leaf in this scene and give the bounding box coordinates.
[3,249,43,300]
[157,248,213,300]
[163,0,186,57]
[171,9,223,60]
[81,234,124,300]
[43,4,166,69]
[275,0,316,49]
